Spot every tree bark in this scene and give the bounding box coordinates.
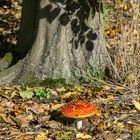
[0,0,106,85]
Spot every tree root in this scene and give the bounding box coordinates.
[0,60,23,86]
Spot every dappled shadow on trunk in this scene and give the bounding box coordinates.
[40,0,103,50]
[12,0,103,64]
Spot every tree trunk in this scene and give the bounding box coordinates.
[0,0,106,85]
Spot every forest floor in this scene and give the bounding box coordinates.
[0,0,140,140]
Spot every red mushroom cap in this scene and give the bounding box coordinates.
[61,100,97,119]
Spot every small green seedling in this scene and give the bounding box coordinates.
[34,88,51,100]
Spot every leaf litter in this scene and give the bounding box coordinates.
[1,0,140,139]
[0,82,139,140]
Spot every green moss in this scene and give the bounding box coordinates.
[23,78,72,87]
[4,52,13,63]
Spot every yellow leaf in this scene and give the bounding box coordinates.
[107,94,114,99]
[0,114,7,122]
[51,103,64,111]
[125,73,135,83]
[102,84,111,90]
[127,120,135,124]
[114,86,125,94]
[61,91,80,99]
[132,100,140,111]
[35,132,46,140]
[99,123,108,129]
[87,89,92,97]
[25,114,33,121]
[116,122,125,129]
[114,86,125,90]
[74,85,84,92]
[96,110,102,117]
[76,133,92,139]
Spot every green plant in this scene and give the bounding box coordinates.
[132,130,140,140]
[102,1,114,29]
[34,88,51,100]
[89,62,104,88]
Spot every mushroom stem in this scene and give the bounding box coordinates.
[77,120,82,130]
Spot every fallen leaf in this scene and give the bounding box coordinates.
[16,115,30,127]
[116,122,125,129]
[25,114,33,121]
[114,86,125,94]
[61,91,80,99]
[35,132,47,140]
[51,103,64,111]
[47,120,61,129]
[107,94,114,99]
[19,90,34,99]
[132,100,140,111]
[87,89,92,97]
[0,105,5,113]
[0,114,7,122]
[49,89,58,96]
[125,73,135,83]
[76,133,92,139]
[56,87,66,92]
[102,84,111,90]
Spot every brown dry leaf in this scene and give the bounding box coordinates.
[0,105,5,113]
[101,84,112,91]
[114,86,125,90]
[114,86,125,94]
[6,101,15,109]
[0,90,11,100]
[29,103,50,114]
[15,134,34,140]
[9,127,22,135]
[133,125,140,132]
[56,86,66,92]
[13,105,25,116]
[102,131,118,140]
[49,89,58,96]
[16,115,31,128]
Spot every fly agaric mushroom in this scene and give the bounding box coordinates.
[61,100,97,130]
